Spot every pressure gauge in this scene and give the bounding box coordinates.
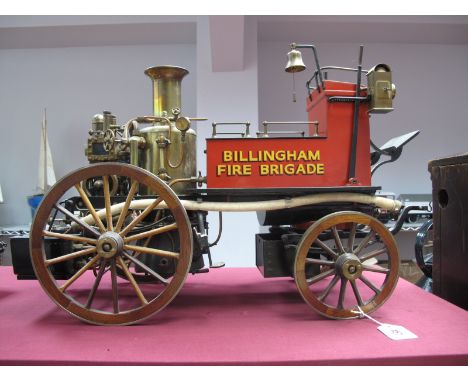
[175,116,191,132]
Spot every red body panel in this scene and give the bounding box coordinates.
[307,80,371,186]
[206,80,372,189]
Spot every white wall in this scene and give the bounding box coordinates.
[259,41,468,195]
[196,16,260,267]
[2,17,468,267]
[0,44,196,226]
[0,16,261,268]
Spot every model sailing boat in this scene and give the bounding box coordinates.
[27,109,56,217]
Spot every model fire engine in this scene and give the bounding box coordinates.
[19,43,419,325]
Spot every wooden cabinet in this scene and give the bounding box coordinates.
[429,154,468,309]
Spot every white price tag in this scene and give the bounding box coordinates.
[377,324,418,340]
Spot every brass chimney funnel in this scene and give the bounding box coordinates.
[144,65,189,117]
[285,44,306,73]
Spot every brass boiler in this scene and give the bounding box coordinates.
[130,66,197,195]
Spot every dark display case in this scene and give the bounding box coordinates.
[429,153,468,310]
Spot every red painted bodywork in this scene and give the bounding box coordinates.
[206,80,372,189]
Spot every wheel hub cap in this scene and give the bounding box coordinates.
[335,253,363,281]
[97,231,124,259]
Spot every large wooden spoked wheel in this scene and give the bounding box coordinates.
[30,163,193,325]
[294,211,399,319]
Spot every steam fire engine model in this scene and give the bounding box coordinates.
[25,43,418,325]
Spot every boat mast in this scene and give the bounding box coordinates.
[43,108,48,193]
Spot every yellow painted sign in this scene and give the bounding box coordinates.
[216,149,325,177]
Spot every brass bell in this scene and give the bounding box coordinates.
[285,47,306,73]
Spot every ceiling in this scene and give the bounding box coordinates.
[0,16,197,49]
[257,15,468,44]
[1,15,467,50]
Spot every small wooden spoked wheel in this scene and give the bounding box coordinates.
[30,163,193,325]
[294,211,399,319]
[415,219,433,279]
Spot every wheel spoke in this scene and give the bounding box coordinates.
[337,278,347,310]
[350,280,364,306]
[359,247,387,263]
[122,251,169,285]
[119,197,163,237]
[318,274,340,302]
[123,244,179,259]
[359,274,382,294]
[110,258,119,314]
[115,180,139,233]
[348,223,357,252]
[306,268,335,285]
[128,215,170,258]
[314,238,339,259]
[117,256,148,306]
[75,183,107,233]
[54,203,101,238]
[353,231,374,256]
[102,176,113,231]
[124,223,178,243]
[332,226,345,254]
[42,230,97,245]
[305,258,335,267]
[59,255,101,292]
[45,246,96,266]
[85,259,107,309]
[362,264,390,274]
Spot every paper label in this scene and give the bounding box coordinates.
[377,324,418,340]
